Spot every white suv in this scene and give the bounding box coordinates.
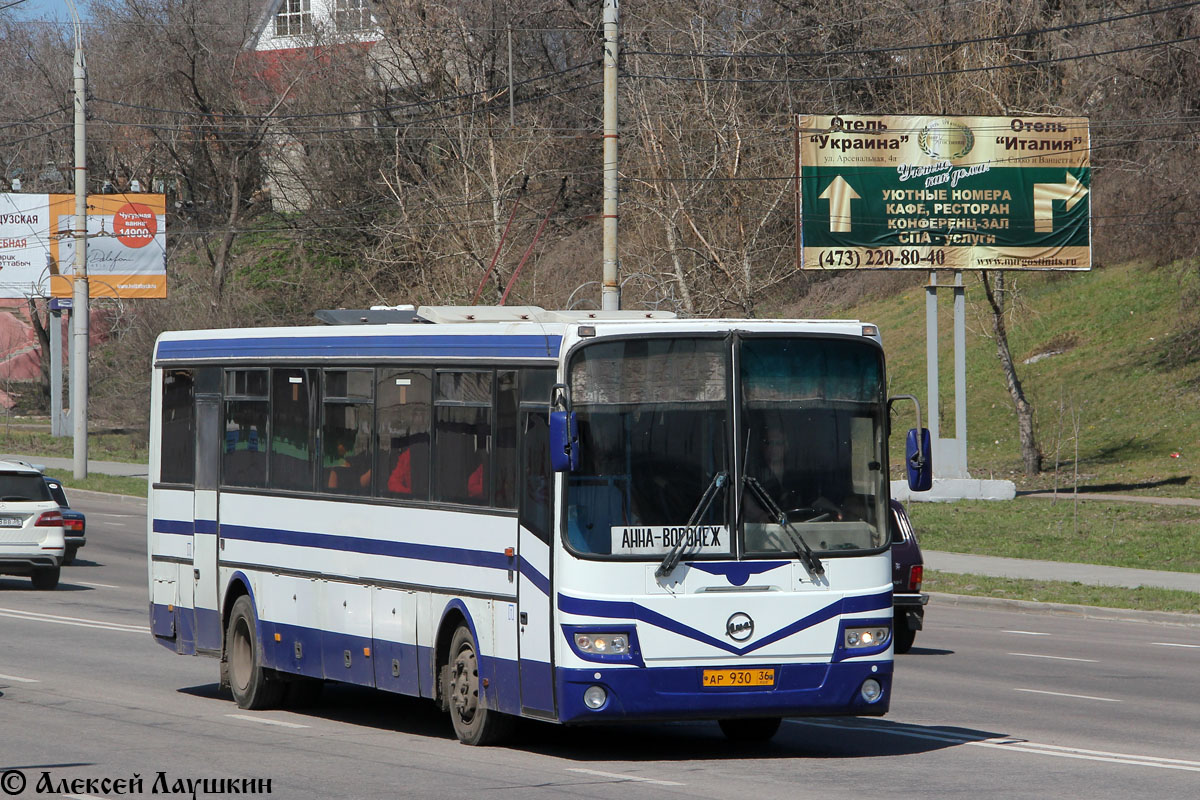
[0,459,66,590]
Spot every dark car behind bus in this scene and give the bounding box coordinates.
[890,500,927,654]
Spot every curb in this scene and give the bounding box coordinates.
[929,591,1200,628]
[63,487,147,505]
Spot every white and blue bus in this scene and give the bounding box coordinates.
[148,306,930,744]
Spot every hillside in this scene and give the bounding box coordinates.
[832,262,1200,498]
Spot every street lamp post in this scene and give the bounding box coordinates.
[66,0,89,478]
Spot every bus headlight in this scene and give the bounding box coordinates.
[574,632,630,655]
[860,678,883,703]
[845,626,890,649]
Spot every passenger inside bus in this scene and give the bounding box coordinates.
[327,434,372,493]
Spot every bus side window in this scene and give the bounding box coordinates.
[270,368,317,492]
[434,370,492,506]
[494,371,519,509]
[377,369,432,501]
[322,369,374,496]
[160,369,195,485]
[520,410,552,544]
[223,369,268,488]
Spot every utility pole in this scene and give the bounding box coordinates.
[600,0,620,310]
[67,0,89,478]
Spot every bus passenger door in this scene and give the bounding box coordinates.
[192,394,222,652]
[517,409,556,717]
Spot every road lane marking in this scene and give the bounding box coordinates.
[1003,630,1050,636]
[786,719,1200,772]
[0,672,39,683]
[74,581,120,589]
[226,714,310,729]
[1008,652,1098,663]
[0,606,148,634]
[565,768,684,786]
[1152,642,1200,649]
[1014,688,1119,702]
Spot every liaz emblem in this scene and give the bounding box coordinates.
[725,612,754,642]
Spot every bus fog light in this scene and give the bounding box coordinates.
[583,685,608,710]
[860,679,883,703]
[845,626,889,649]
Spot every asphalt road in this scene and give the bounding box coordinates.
[1,494,1198,800]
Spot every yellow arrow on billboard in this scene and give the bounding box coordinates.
[818,175,861,233]
[1033,172,1088,233]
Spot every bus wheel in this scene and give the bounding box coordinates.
[226,595,283,710]
[446,624,513,746]
[718,717,782,742]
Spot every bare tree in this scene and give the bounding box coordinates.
[981,271,1041,475]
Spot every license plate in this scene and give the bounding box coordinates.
[702,668,776,688]
[0,517,21,528]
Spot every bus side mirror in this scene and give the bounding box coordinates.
[906,428,932,492]
[550,410,579,472]
[889,394,932,492]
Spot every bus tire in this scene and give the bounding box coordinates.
[30,565,60,590]
[446,624,513,746]
[226,595,284,710]
[718,717,782,742]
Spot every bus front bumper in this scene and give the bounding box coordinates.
[556,660,891,724]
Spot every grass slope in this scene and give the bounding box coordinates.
[844,262,1200,497]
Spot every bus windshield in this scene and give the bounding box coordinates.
[566,337,730,557]
[739,337,888,556]
[565,334,887,560]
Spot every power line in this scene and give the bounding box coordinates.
[91,58,600,122]
[626,1,1200,62]
[87,76,603,138]
[624,34,1200,85]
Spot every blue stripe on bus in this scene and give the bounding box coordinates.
[154,519,195,535]
[556,590,892,657]
[151,518,554,589]
[220,522,513,572]
[518,556,551,595]
[155,333,562,361]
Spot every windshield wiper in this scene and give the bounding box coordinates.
[655,470,728,579]
[742,476,825,577]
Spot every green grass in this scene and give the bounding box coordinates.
[927,570,1200,615]
[907,497,1200,574]
[44,469,147,498]
[849,261,1200,498]
[0,425,147,463]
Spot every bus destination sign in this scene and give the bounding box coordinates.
[611,525,729,556]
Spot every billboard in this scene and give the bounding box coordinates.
[797,115,1090,270]
[0,192,167,299]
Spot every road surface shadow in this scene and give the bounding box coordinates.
[177,682,1003,759]
[901,646,954,656]
[0,578,93,592]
